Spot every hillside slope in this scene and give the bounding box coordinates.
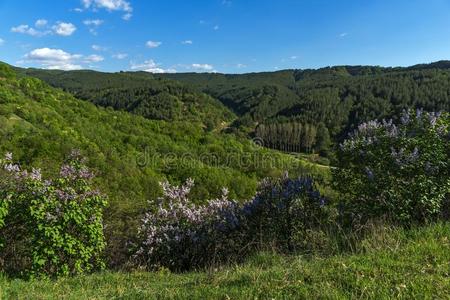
[16,67,235,130]
[157,62,450,138]
[18,62,450,154]
[0,62,325,265]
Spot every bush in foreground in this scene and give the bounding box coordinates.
[135,174,328,271]
[334,109,450,224]
[134,179,242,270]
[242,174,330,252]
[0,151,107,278]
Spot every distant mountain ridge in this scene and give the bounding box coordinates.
[15,67,235,130]
[156,60,450,136]
[14,61,450,153]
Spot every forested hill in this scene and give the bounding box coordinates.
[15,61,450,153]
[15,67,235,130]
[156,61,450,130]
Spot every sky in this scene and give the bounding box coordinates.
[1,0,450,74]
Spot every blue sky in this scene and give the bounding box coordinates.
[1,0,450,73]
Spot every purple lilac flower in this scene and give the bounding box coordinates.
[60,164,76,178]
[30,168,42,181]
[416,108,423,119]
[4,152,12,161]
[4,163,20,173]
[79,166,94,180]
[400,110,411,125]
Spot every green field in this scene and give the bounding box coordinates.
[1,223,449,299]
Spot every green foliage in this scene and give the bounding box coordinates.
[334,110,450,223]
[1,63,326,268]
[0,62,15,79]
[18,62,450,156]
[0,152,107,278]
[315,122,332,156]
[16,68,235,128]
[255,121,320,153]
[156,63,450,143]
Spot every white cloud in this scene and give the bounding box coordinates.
[73,7,84,12]
[236,63,246,68]
[130,59,176,73]
[35,19,48,28]
[146,40,162,48]
[213,25,219,30]
[83,0,131,11]
[92,44,107,51]
[290,56,298,60]
[82,0,133,20]
[83,19,104,26]
[0,38,4,46]
[24,48,103,70]
[52,22,77,36]
[24,48,82,70]
[83,19,104,35]
[112,53,128,59]
[85,54,104,63]
[181,40,193,45]
[122,13,132,20]
[191,63,214,71]
[339,32,348,38]
[12,20,76,37]
[11,24,50,37]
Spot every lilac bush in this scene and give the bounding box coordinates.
[0,151,107,277]
[135,174,328,270]
[334,109,450,223]
[242,173,329,251]
[135,179,241,270]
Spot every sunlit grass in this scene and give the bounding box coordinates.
[1,222,449,299]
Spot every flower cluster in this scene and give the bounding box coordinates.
[390,146,420,167]
[135,179,241,270]
[334,109,450,223]
[135,174,327,270]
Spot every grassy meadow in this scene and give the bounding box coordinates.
[1,222,449,299]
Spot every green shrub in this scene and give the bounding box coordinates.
[0,151,107,278]
[0,63,15,79]
[334,109,450,224]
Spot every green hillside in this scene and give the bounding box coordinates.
[16,67,235,130]
[0,62,325,265]
[154,63,450,153]
[157,63,450,133]
[18,61,450,155]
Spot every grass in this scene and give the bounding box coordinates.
[1,223,449,299]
